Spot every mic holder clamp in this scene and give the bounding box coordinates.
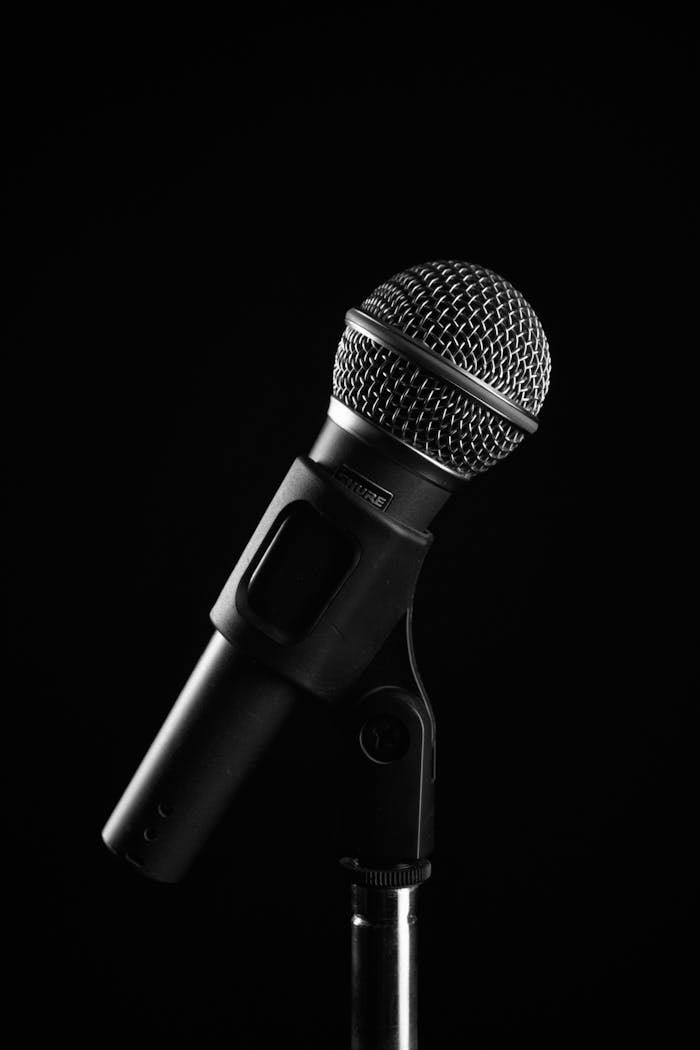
[338,608,435,866]
[105,454,435,884]
[211,455,433,699]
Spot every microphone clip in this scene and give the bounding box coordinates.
[338,607,435,870]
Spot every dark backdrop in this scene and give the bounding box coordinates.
[4,7,695,1048]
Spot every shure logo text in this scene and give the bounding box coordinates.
[334,464,394,512]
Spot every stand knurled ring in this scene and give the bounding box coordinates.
[339,857,431,888]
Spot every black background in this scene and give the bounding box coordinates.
[4,6,695,1048]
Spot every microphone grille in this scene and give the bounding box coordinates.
[333,260,551,479]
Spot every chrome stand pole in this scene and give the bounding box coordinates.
[344,862,430,1050]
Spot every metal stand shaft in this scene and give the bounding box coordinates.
[349,882,421,1050]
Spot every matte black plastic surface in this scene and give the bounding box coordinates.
[102,631,299,882]
[246,501,357,641]
[338,612,436,865]
[212,456,433,699]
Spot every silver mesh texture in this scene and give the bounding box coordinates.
[333,260,551,478]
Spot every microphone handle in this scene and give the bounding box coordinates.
[102,631,299,882]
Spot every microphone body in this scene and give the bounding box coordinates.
[103,429,448,882]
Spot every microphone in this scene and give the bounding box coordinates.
[102,260,551,882]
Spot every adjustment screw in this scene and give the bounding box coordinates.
[360,714,410,764]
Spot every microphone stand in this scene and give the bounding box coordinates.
[338,609,435,1050]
